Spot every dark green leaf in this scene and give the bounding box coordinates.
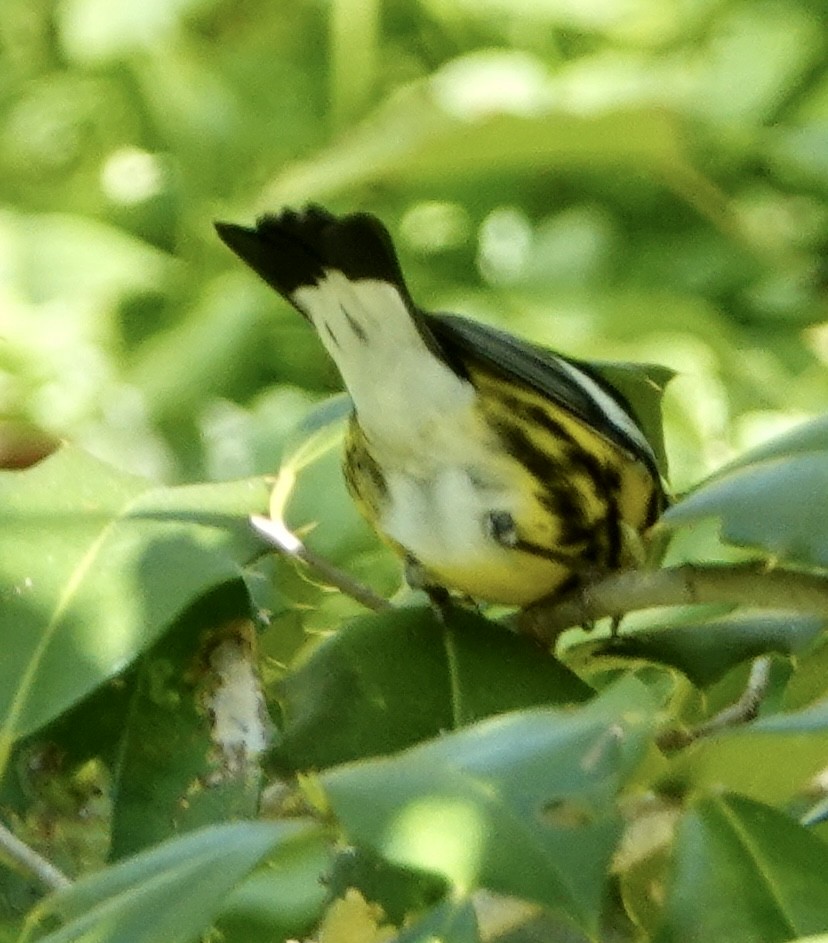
[659,794,828,943]
[590,360,675,480]
[608,611,825,688]
[274,606,592,771]
[321,677,656,935]
[327,847,446,926]
[110,583,265,860]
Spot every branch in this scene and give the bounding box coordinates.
[0,820,71,893]
[519,562,828,645]
[250,515,393,613]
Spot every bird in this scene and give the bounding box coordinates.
[215,206,668,609]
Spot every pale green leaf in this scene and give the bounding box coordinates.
[0,446,269,772]
[664,696,828,804]
[265,89,687,204]
[662,416,828,567]
[30,821,324,943]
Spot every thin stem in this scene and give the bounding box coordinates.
[0,820,71,893]
[657,656,773,750]
[250,515,393,613]
[519,562,828,645]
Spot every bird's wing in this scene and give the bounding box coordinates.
[428,312,660,473]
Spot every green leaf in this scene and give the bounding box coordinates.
[265,87,688,203]
[214,827,333,943]
[109,583,265,860]
[661,416,828,567]
[12,213,171,304]
[589,360,675,480]
[28,821,324,943]
[321,677,656,935]
[393,897,480,943]
[0,446,269,774]
[608,611,825,688]
[658,794,828,943]
[784,636,828,711]
[664,696,828,804]
[273,397,384,568]
[326,846,445,926]
[275,606,592,772]
[713,415,828,472]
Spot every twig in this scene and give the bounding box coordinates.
[656,656,773,751]
[0,820,71,893]
[250,515,393,613]
[519,563,828,645]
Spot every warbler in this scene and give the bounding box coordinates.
[215,206,667,607]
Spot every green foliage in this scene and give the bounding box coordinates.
[108,583,266,860]
[0,447,268,756]
[26,821,326,943]
[322,677,655,936]
[608,611,824,688]
[275,606,591,771]
[663,415,828,566]
[657,795,828,943]
[2,0,828,942]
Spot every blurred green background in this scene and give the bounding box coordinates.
[2,0,827,495]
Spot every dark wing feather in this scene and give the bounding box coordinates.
[427,312,659,473]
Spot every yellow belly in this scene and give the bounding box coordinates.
[427,550,574,606]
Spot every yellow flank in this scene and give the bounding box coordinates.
[342,360,662,607]
[470,364,659,541]
[427,545,581,607]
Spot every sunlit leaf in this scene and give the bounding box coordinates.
[321,677,656,934]
[0,446,268,772]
